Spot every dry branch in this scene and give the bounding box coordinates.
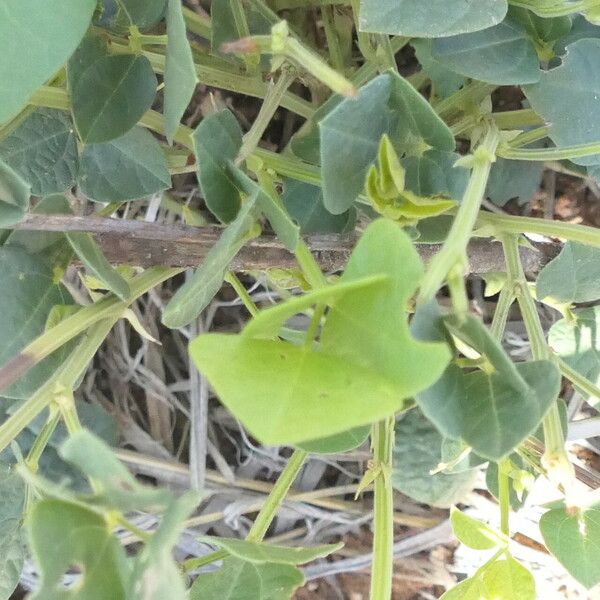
[15,214,559,273]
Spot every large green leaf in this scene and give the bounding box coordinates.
[412,40,465,98]
[392,410,477,508]
[0,109,77,196]
[193,110,243,223]
[431,19,540,85]
[281,180,355,234]
[0,464,25,600]
[358,0,507,38]
[0,246,74,399]
[549,306,600,386]
[320,72,454,214]
[66,233,130,300]
[0,0,96,124]
[296,426,370,454]
[96,0,167,32]
[537,242,600,304]
[164,0,198,144]
[190,557,304,600]
[486,157,544,207]
[162,198,258,329]
[440,576,487,600]
[540,504,600,588]
[27,499,129,600]
[129,492,199,600]
[320,220,450,391]
[510,7,572,58]
[482,556,536,599]
[78,127,171,202]
[69,35,157,143]
[59,430,172,513]
[524,38,600,166]
[203,538,342,565]
[189,335,411,445]
[0,159,30,227]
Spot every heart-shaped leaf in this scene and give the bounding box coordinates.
[450,508,507,550]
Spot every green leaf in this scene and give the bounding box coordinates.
[190,557,304,600]
[403,150,468,200]
[202,537,342,565]
[359,0,507,38]
[549,306,600,387]
[450,508,507,550]
[97,0,167,32]
[69,35,157,143]
[554,15,600,55]
[319,220,451,390]
[66,233,130,300]
[392,410,478,508]
[540,504,600,588]
[320,72,454,214]
[227,167,299,252]
[510,7,571,59]
[0,0,96,124]
[0,159,30,227]
[524,38,600,166]
[193,109,243,223]
[481,556,536,599]
[27,499,129,600]
[129,492,199,600]
[537,241,600,304]
[59,430,173,512]
[0,246,74,399]
[281,180,355,234]
[440,575,486,600]
[431,19,541,85]
[189,335,410,445]
[486,157,544,207]
[0,109,77,196]
[486,454,536,511]
[412,40,465,98]
[0,464,25,600]
[164,0,198,145]
[162,198,258,329]
[78,127,171,202]
[297,426,370,454]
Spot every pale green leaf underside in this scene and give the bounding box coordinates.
[359,0,507,38]
[450,508,507,551]
[0,0,96,124]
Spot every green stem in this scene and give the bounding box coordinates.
[434,81,496,119]
[498,458,510,536]
[321,5,346,73]
[503,126,550,150]
[182,7,211,39]
[224,272,259,317]
[418,125,500,303]
[294,242,328,289]
[25,406,61,472]
[492,108,544,130]
[370,416,395,600]
[237,69,295,164]
[489,287,515,341]
[498,139,600,161]
[558,357,600,410]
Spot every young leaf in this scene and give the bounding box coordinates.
[320,220,451,395]
[0,159,30,227]
[129,492,199,600]
[549,307,600,387]
[0,464,26,600]
[164,0,198,144]
[0,109,78,196]
[59,430,173,512]
[320,72,454,214]
[27,499,129,600]
[201,537,342,565]
[481,556,536,599]
[193,109,243,223]
[0,0,96,124]
[78,127,171,202]
[66,233,131,300]
[524,39,600,166]
[537,242,600,304]
[281,180,355,234]
[392,410,478,508]
[540,504,600,588]
[68,35,157,143]
[0,246,74,399]
[190,557,304,600]
[359,0,507,38]
[450,508,508,550]
[431,19,541,85]
[162,198,258,328]
[189,335,411,445]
